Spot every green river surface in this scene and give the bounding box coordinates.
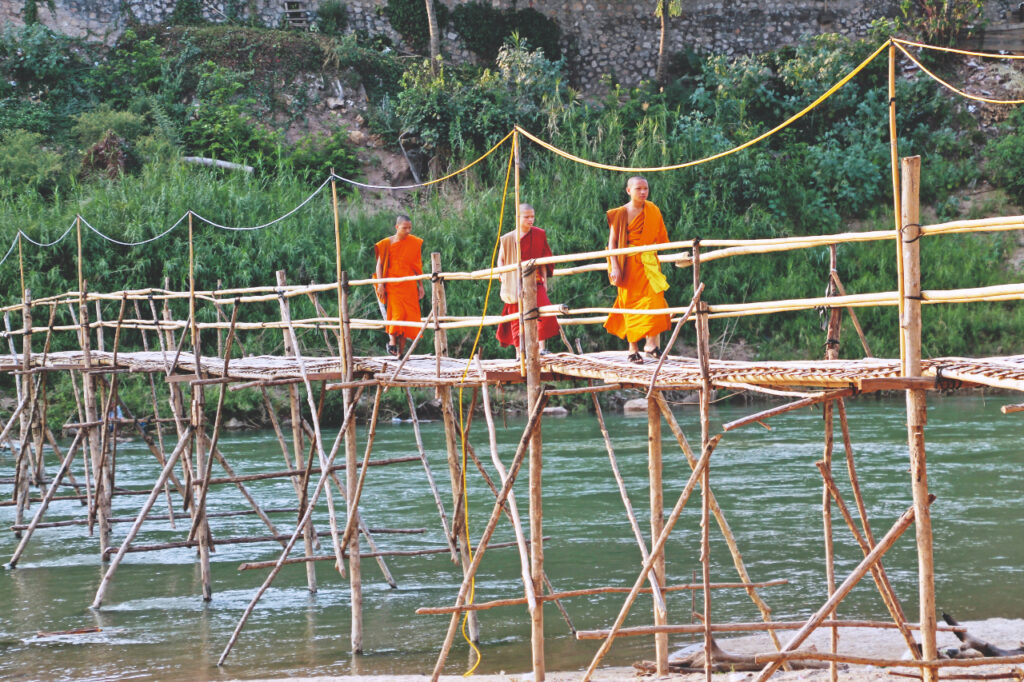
[2,394,1022,680]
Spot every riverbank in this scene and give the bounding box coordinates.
[237,617,1024,681]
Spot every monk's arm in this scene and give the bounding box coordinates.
[374,254,385,300]
[607,224,622,286]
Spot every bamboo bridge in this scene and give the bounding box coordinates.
[6,35,1024,681]
[3,156,1024,681]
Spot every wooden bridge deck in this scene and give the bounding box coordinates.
[8,349,1024,393]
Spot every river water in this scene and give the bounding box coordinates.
[2,394,1022,680]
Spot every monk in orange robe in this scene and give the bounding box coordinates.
[496,204,560,355]
[374,214,424,356]
[604,176,671,364]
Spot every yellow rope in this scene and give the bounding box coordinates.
[334,131,514,190]
[455,140,516,677]
[514,40,889,173]
[894,37,1024,60]
[895,41,1024,105]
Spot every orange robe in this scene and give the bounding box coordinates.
[603,202,671,343]
[374,234,423,341]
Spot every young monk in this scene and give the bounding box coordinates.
[604,176,671,364]
[496,204,560,355]
[374,214,424,356]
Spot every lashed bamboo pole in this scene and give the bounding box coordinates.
[420,579,789,615]
[239,538,529,571]
[339,270,362,652]
[902,155,939,682]
[581,432,720,682]
[277,270,320,592]
[90,426,195,609]
[474,355,537,612]
[578,618,961,639]
[7,431,85,567]
[217,386,365,666]
[134,298,175,527]
[822,244,842,682]
[648,391,668,675]
[693,242,714,681]
[522,260,545,679]
[756,651,1024,669]
[405,388,458,562]
[815,460,922,657]
[723,389,856,432]
[654,395,789,657]
[646,282,703,398]
[751,500,926,682]
[429,250,479,642]
[428,390,548,681]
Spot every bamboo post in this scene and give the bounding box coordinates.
[218,387,365,666]
[188,211,213,601]
[134,299,175,527]
[276,270,317,593]
[429,391,549,681]
[404,388,458,561]
[751,501,924,682]
[581,432,719,682]
[339,270,362,653]
[76,215,107,554]
[889,39,907,365]
[901,155,938,682]
[693,242,713,681]
[654,395,788,658]
[522,261,545,680]
[15,288,33,531]
[430,250,479,642]
[90,426,195,609]
[822,244,842,682]
[648,393,667,675]
[473,356,537,612]
[7,431,85,567]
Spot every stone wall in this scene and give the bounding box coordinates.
[4,0,1020,88]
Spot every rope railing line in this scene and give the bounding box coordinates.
[16,220,77,248]
[8,213,1024,316]
[80,214,187,246]
[331,131,514,191]
[0,235,19,269]
[895,42,1024,105]
[513,40,890,174]
[893,37,1024,61]
[189,177,332,231]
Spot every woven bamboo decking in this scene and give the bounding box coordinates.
[7,349,1024,393]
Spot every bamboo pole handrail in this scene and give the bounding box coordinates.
[576,618,965,639]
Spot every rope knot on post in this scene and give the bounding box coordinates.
[523,307,540,322]
[901,223,922,243]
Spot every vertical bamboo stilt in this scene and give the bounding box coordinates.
[693,243,713,681]
[523,264,544,682]
[648,393,667,675]
[901,155,937,682]
[15,289,33,532]
[431,251,480,643]
[339,271,363,653]
[822,244,842,682]
[76,215,107,555]
[276,270,318,593]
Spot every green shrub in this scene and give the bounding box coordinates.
[85,29,166,109]
[71,107,149,148]
[0,129,65,198]
[287,128,360,183]
[168,0,206,26]
[896,0,985,46]
[315,0,348,35]
[985,107,1024,206]
[330,33,404,103]
[382,0,448,54]
[0,97,54,134]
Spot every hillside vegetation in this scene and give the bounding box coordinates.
[2,18,1024,419]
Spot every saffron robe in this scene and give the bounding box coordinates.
[603,201,671,343]
[496,227,560,348]
[374,234,423,341]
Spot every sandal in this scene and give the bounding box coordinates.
[386,343,399,357]
[627,352,644,365]
[644,346,662,359]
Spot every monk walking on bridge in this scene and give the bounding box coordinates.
[496,203,560,356]
[374,214,424,356]
[604,176,671,364]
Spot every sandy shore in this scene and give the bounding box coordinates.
[239,618,1024,681]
